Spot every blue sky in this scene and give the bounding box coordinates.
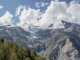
[0,0,80,29]
[0,0,71,14]
[0,0,51,14]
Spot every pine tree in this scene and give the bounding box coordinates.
[1,38,4,42]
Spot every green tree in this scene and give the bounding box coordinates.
[1,38,4,42]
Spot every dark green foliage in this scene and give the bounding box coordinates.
[1,38,4,42]
[0,38,4,43]
[0,38,44,60]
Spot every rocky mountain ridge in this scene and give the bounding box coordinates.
[0,21,80,60]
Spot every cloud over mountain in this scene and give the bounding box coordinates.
[15,0,80,29]
[15,5,41,30]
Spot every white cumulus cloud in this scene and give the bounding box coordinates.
[0,11,13,26]
[16,5,41,30]
[39,0,68,29]
[15,5,29,16]
[39,0,80,29]
[16,0,80,30]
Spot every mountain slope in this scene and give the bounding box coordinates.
[0,26,52,52]
[0,26,31,48]
[42,21,80,60]
[43,32,80,60]
[0,21,80,60]
[0,37,44,60]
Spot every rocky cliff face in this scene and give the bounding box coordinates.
[46,38,80,60]
[41,31,80,60]
[42,21,80,60]
[57,38,80,60]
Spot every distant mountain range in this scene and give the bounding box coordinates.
[0,20,80,60]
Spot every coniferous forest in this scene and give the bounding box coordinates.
[0,37,44,60]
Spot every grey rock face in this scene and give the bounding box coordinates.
[42,21,80,60]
